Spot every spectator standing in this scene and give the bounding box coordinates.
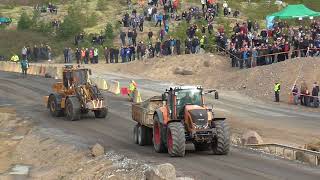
[21,46,27,59]
[85,48,90,64]
[120,30,126,46]
[128,30,133,45]
[63,47,68,63]
[148,30,153,41]
[114,47,119,63]
[104,47,110,63]
[75,48,81,64]
[67,48,72,63]
[89,48,94,63]
[33,45,39,62]
[155,12,163,27]
[94,47,99,64]
[311,82,319,107]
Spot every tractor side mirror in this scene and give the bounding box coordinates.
[162,93,167,101]
[214,91,219,99]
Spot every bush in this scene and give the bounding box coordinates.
[17,11,32,30]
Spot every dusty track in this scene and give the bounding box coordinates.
[0,71,320,180]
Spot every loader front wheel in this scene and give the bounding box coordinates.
[65,97,81,121]
[48,95,63,117]
[94,108,108,118]
[153,117,166,153]
[167,122,186,157]
[211,120,230,155]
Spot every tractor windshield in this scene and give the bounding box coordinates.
[176,89,202,106]
[175,89,202,117]
[73,70,88,85]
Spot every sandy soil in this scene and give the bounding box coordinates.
[0,107,150,179]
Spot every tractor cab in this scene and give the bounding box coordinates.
[62,65,91,88]
[163,86,204,119]
[163,86,215,133]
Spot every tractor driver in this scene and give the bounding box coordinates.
[180,92,193,106]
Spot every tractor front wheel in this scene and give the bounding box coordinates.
[167,122,186,157]
[94,107,108,118]
[65,97,81,121]
[211,120,230,155]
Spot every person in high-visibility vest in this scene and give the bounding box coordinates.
[128,80,137,101]
[10,54,19,63]
[274,82,281,102]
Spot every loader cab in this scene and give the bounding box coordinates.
[63,66,90,88]
[164,86,204,119]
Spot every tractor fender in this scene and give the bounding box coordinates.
[153,109,168,145]
[154,109,164,124]
[48,93,62,110]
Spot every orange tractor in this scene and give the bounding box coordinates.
[132,86,229,157]
[44,65,108,120]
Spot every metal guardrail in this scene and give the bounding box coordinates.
[246,143,320,166]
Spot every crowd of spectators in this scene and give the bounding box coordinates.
[225,20,320,69]
[34,3,58,14]
[21,44,52,62]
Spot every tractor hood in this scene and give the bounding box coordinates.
[184,105,208,129]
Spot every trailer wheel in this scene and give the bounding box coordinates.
[48,95,63,117]
[138,125,147,146]
[65,97,81,121]
[167,122,186,157]
[153,116,166,153]
[211,120,230,155]
[133,124,139,144]
[94,107,108,118]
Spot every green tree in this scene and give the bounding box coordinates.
[86,12,98,27]
[17,12,32,30]
[104,23,114,46]
[58,6,84,38]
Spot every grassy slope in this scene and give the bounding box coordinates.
[0,0,126,60]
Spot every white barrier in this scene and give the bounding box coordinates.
[90,78,109,90]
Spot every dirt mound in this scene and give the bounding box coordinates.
[91,54,320,102]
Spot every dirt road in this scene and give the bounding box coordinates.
[0,71,320,180]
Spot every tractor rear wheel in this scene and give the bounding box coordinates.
[94,107,108,118]
[167,122,186,157]
[153,116,166,153]
[48,95,63,117]
[211,120,230,155]
[138,125,148,146]
[65,97,81,121]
